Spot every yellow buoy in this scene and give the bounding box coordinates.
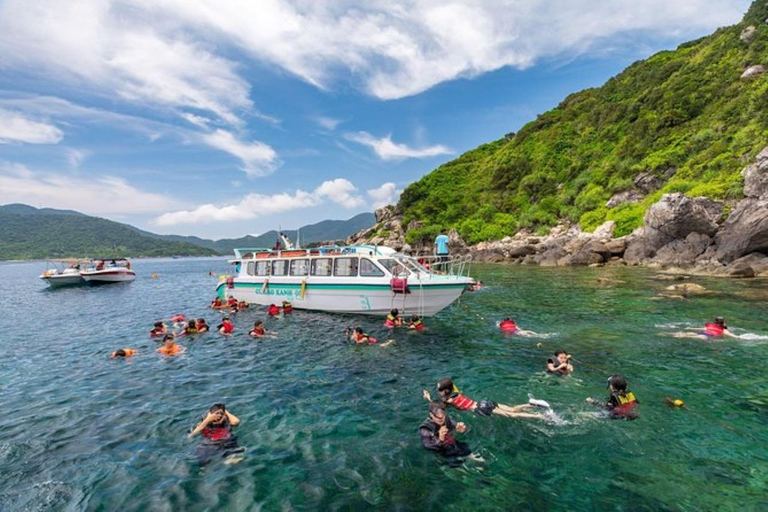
[673,399,685,407]
[536,343,542,348]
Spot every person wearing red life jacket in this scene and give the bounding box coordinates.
[347,327,378,344]
[249,320,276,338]
[423,378,548,420]
[188,403,243,465]
[150,321,167,338]
[226,296,238,308]
[195,318,209,333]
[499,317,536,335]
[210,297,225,309]
[217,317,235,336]
[384,308,403,328]
[281,300,293,314]
[408,314,425,331]
[267,304,280,316]
[587,374,639,420]
[669,317,738,339]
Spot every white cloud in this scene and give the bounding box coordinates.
[368,182,401,209]
[154,178,363,226]
[315,178,364,208]
[202,129,278,177]
[0,0,747,104]
[180,112,211,128]
[345,131,451,160]
[0,109,63,144]
[315,116,342,131]
[65,148,88,168]
[0,161,175,214]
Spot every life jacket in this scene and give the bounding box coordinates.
[226,297,238,307]
[185,326,198,334]
[610,391,638,418]
[410,320,424,331]
[282,302,292,313]
[202,417,232,441]
[268,305,280,316]
[385,314,399,327]
[499,320,517,332]
[419,419,455,446]
[250,326,265,336]
[449,393,476,411]
[159,344,182,356]
[704,323,725,337]
[211,300,223,308]
[150,329,163,338]
[221,321,234,334]
[196,323,208,332]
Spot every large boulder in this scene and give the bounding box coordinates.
[742,146,768,199]
[570,240,609,266]
[741,64,766,79]
[714,199,768,263]
[652,232,712,266]
[506,244,537,258]
[645,193,723,240]
[740,25,757,43]
[591,221,616,241]
[606,190,644,208]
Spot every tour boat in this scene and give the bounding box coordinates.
[216,245,474,317]
[79,259,136,283]
[39,259,89,287]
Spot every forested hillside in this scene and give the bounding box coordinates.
[399,1,768,245]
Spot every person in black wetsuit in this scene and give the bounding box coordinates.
[419,401,472,465]
[188,403,244,465]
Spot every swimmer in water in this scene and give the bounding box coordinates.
[423,378,547,419]
[408,314,425,331]
[217,317,235,336]
[210,297,224,308]
[249,320,276,338]
[346,327,378,344]
[668,317,739,339]
[188,403,243,465]
[150,321,168,338]
[178,319,198,336]
[384,308,403,328]
[419,401,472,465]
[586,374,639,420]
[226,296,238,308]
[282,300,293,314]
[237,300,249,311]
[547,350,574,375]
[157,335,184,356]
[111,349,137,358]
[195,318,209,333]
[267,304,280,316]
[498,318,536,335]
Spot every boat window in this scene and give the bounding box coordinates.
[246,261,255,276]
[255,261,270,276]
[378,258,409,276]
[334,257,358,277]
[272,260,288,276]
[311,258,333,276]
[290,259,309,276]
[359,258,385,277]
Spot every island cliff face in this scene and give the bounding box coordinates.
[349,1,768,277]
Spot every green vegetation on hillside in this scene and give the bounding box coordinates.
[0,209,218,260]
[400,1,768,245]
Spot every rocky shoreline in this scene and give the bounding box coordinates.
[348,146,768,278]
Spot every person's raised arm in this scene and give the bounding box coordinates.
[225,411,240,426]
[188,413,214,438]
[547,361,559,373]
[422,389,432,401]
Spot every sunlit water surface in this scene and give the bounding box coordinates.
[0,259,766,511]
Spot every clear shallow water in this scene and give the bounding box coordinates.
[0,259,766,511]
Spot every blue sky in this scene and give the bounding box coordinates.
[0,0,751,239]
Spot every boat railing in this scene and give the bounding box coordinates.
[401,253,473,280]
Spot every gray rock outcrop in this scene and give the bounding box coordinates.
[714,199,768,263]
[741,64,766,79]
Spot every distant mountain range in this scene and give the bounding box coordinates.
[0,204,375,260]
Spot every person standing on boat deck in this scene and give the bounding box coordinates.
[434,229,450,270]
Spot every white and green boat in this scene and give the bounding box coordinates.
[216,245,474,316]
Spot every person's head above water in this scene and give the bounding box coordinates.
[163,334,175,344]
[208,403,227,423]
[154,321,164,328]
[113,349,127,357]
[607,374,628,392]
[428,401,447,424]
[390,308,399,316]
[353,327,364,335]
[411,314,420,322]
[554,350,569,363]
[437,377,456,396]
[714,316,726,327]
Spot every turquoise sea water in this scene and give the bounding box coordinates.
[0,258,766,511]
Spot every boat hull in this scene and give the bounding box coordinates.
[80,269,136,283]
[216,278,469,317]
[40,274,86,287]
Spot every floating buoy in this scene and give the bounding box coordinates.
[536,343,543,348]
[665,397,685,408]
[151,274,160,279]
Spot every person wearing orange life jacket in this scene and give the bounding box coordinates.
[210,297,225,309]
[267,304,280,316]
[587,374,639,420]
[111,348,137,358]
[423,378,548,420]
[384,308,403,328]
[188,403,243,466]
[408,314,425,331]
[157,335,184,356]
[669,316,738,339]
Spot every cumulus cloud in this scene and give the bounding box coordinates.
[345,131,451,160]
[0,0,747,104]
[0,109,63,144]
[154,178,363,226]
[315,116,342,131]
[202,129,279,177]
[367,182,401,209]
[0,161,175,214]
[65,148,88,168]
